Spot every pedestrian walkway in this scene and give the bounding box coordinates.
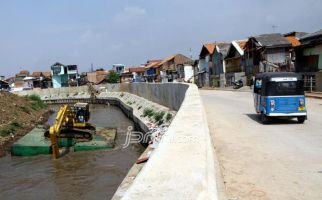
[305,92,322,99]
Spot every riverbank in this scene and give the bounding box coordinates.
[0,92,50,157]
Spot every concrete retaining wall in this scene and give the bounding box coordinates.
[96,83,189,111]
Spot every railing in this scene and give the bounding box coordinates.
[303,75,316,92]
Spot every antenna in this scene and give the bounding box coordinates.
[189,48,193,59]
[272,25,277,33]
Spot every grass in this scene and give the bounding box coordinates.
[26,94,47,110]
[0,121,22,137]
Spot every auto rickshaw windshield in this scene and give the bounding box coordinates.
[265,80,304,96]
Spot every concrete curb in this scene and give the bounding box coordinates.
[305,93,322,99]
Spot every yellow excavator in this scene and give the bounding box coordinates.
[49,103,95,159]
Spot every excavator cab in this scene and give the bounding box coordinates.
[73,103,90,126]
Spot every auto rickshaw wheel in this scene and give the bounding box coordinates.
[297,117,305,124]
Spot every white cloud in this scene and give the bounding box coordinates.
[113,6,147,23]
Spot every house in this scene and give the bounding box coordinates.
[121,66,145,83]
[0,80,9,90]
[158,54,193,83]
[198,43,216,87]
[144,60,162,82]
[284,32,308,71]
[51,62,79,88]
[5,77,15,88]
[112,64,125,75]
[295,29,322,91]
[31,71,52,88]
[224,40,247,86]
[87,70,109,84]
[129,66,145,82]
[14,70,30,89]
[198,42,230,87]
[244,33,292,83]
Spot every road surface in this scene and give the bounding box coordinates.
[200,90,322,200]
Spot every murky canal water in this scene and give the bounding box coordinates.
[0,104,144,200]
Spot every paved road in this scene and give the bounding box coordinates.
[200,90,322,200]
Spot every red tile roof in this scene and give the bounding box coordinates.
[19,70,29,75]
[129,67,145,73]
[237,40,247,50]
[203,43,216,55]
[286,36,301,47]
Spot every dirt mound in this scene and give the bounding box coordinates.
[0,92,49,156]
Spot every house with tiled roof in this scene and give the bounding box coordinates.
[14,70,30,88]
[199,42,230,87]
[244,33,293,84]
[121,66,145,83]
[224,40,247,86]
[294,29,322,92]
[144,60,162,82]
[158,54,193,83]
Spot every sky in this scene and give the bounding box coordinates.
[0,0,322,77]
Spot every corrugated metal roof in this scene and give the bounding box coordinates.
[300,29,322,40]
[254,33,291,47]
[216,43,230,57]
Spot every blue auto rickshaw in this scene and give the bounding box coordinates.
[253,72,307,123]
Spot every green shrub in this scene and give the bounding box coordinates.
[143,108,154,118]
[27,94,47,110]
[0,121,22,137]
[0,128,11,137]
[154,111,165,123]
[166,113,173,122]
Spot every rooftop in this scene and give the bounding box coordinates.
[254,33,291,48]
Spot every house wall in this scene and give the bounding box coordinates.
[225,57,242,73]
[265,48,287,64]
[52,75,62,88]
[87,72,97,83]
[303,44,322,70]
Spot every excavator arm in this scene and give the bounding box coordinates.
[49,103,93,159]
[49,105,72,159]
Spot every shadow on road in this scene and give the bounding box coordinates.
[245,114,300,125]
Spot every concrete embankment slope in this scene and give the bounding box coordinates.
[106,83,218,200]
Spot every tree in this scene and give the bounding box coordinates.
[107,71,119,83]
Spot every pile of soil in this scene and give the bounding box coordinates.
[0,92,50,157]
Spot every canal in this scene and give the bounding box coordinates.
[0,104,145,200]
